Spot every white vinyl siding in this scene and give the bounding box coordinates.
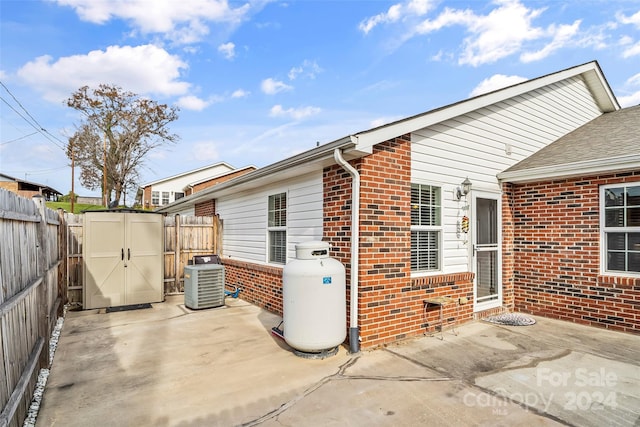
[216,172,323,264]
[412,76,603,273]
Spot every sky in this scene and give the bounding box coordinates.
[1,0,639,203]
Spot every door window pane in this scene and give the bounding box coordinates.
[477,251,497,300]
[477,198,497,245]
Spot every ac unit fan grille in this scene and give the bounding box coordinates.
[185,265,225,309]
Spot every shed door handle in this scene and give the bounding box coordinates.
[121,248,124,260]
[128,248,131,260]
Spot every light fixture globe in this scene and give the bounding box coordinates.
[456,177,472,200]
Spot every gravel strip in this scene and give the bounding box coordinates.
[22,310,65,427]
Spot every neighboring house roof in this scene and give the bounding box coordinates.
[498,104,640,183]
[186,165,257,189]
[140,161,235,187]
[0,172,62,196]
[157,60,619,214]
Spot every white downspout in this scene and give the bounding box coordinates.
[333,149,360,354]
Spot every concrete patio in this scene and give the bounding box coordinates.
[36,295,640,427]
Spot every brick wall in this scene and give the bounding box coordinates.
[222,258,284,315]
[507,172,640,334]
[195,199,215,216]
[501,183,516,311]
[323,136,475,348]
[189,166,256,195]
[142,187,152,209]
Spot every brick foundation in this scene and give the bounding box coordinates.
[222,258,283,315]
[506,172,640,334]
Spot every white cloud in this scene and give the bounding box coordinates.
[359,0,435,34]
[369,116,402,128]
[231,89,250,98]
[457,1,547,66]
[269,104,321,120]
[54,0,250,44]
[188,141,219,162]
[261,78,292,95]
[617,10,640,29]
[618,91,640,108]
[359,4,403,34]
[16,44,190,103]
[364,0,583,66]
[618,72,640,107]
[288,60,323,80]
[622,40,640,58]
[469,74,527,97]
[520,20,581,63]
[218,42,236,59]
[176,95,210,111]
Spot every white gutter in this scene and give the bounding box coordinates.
[333,148,360,354]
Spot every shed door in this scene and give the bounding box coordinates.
[125,213,164,305]
[84,213,126,308]
[84,212,163,309]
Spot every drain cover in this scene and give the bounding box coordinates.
[484,313,536,326]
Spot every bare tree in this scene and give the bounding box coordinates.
[67,84,179,207]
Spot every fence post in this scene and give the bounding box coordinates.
[174,214,181,291]
[214,215,223,256]
[32,195,50,369]
[57,209,67,317]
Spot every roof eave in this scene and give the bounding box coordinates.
[141,161,235,188]
[497,154,640,183]
[355,61,619,147]
[156,136,365,214]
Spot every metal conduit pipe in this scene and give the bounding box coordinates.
[333,148,360,354]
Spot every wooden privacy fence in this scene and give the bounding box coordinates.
[64,213,222,304]
[1,188,221,427]
[163,214,222,295]
[0,190,62,427]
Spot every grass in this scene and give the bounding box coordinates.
[46,201,106,214]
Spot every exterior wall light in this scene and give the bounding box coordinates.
[456,177,472,200]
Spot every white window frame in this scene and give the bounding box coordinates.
[600,182,640,276]
[161,191,170,205]
[410,183,443,275]
[267,192,287,264]
[151,191,159,205]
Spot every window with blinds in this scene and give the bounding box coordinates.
[411,184,442,272]
[602,183,640,274]
[268,192,287,264]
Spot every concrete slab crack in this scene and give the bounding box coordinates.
[240,352,453,426]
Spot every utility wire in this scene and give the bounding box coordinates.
[1,131,39,145]
[0,81,68,151]
[3,165,69,176]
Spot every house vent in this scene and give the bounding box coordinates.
[184,264,225,309]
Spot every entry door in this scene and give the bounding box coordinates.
[472,193,501,309]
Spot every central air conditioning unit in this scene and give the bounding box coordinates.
[184,264,225,309]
